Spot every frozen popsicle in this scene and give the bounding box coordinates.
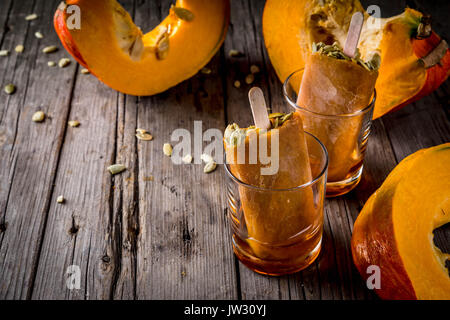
[297,41,379,181]
[224,107,319,261]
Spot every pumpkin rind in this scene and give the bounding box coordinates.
[351,145,450,300]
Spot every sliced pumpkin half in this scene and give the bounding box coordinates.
[54,0,230,96]
[352,144,450,299]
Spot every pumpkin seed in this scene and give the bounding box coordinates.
[47,61,56,67]
[107,164,126,175]
[273,117,279,128]
[200,67,212,75]
[280,112,293,123]
[229,49,244,57]
[68,120,80,127]
[203,161,217,174]
[201,153,213,164]
[32,111,45,122]
[245,74,254,85]
[15,45,24,53]
[156,33,169,60]
[56,195,65,203]
[233,80,241,88]
[0,50,9,56]
[269,112,284,119]
[250,65,260,74]
[172,6,194,22]
[163,143,173,157]
[43,46,58,54]
[58,58,71,68]
[136,129,153,141]
[35,32,43,39]
[25,13,38,21]
[81,68,90,74]
[4,84,15,94]
[182,154,193,164]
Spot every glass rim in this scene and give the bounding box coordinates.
[283,69,377,118]
[224,131,329,192]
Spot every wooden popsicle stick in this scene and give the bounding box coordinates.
[248,87,271,130]
[343,12,364,58]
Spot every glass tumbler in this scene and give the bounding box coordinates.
[225,132,328,276]
[283,69,375,197]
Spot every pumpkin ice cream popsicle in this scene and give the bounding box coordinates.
[295,14,379,195]
[224,88,326,275]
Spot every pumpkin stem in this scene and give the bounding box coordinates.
[420,39,449,68]
[416,14,432,39]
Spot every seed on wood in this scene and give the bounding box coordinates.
[136,128,153,141]
[68,120,80,127]
[25,13,38,21]
[245,73,255,85]
[200,67,212,75]
[58,58,71,68]
[203,161,217,173]
[47,61,56,67]
[250,64,260,74]
[234,80,241,88]
[81,68,90,74]
[182,154,193,164]
[32,111,45,122]
[15,45,24,53]
[107,164,126,175]
[0,50,9,56]
[229,49,244,57]
[56,195,64,203]
[4,84,15,94]
[43,46,58,54]
[35,32,43,39]
[163,143,173,157]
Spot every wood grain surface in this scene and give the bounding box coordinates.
[0,0,448,300]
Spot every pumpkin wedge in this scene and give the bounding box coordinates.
[263,0,450,119]
[352,144,450,300]
[54,0,230,96]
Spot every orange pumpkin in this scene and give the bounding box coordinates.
[54,0,230,96]
[351,144,450,300]
[262,0,450,119]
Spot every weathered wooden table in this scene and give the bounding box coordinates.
[0,0,448,300]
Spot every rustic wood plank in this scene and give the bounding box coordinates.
[0,0,78,299]
[133,0,237,299]
[31,70,122,299]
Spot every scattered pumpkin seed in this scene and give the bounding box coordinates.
[203,161,217,174]
[81,68,90,74]
[250,65,260,74]
[233,80,241,88]
[68,120,80,127]
[229,49,243,57]
[136,128,153,141]
[25,13,38,21]
[43,46,58,54]
[4,84,15,94]
[56,195,65,203]
[15,45,24,53]
[47,61,56,67]
[200,67,212,75]
[245,73,255,85]
[34,32,43,39]
[32,111,45,122]
[58,58,71,68]
[0,50,9,56]
[201,153,214,164]
[107,164,126,175]
[172,6,195,22]
[182,154,193,164]
[163,143,173,157]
